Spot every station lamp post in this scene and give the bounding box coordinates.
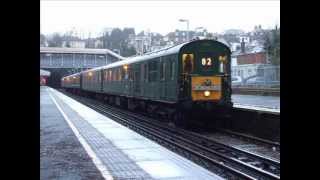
[179,19,190,42]
[195,27,204,38]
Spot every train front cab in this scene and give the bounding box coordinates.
[178,40,232,115]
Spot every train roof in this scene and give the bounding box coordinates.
[62,72,81,79]
[96,39,229,71]
[80,41,189,74]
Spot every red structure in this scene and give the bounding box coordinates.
[237,52,267,65]
[40,69,50,86]
[40,76,48,86]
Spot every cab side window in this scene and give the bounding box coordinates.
[182,53,194,74]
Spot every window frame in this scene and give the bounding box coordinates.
[182,53,194,74]
[160,60,166,81]
[148,59,158,82]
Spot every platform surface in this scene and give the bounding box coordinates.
[41,86,224,180]
[40,87,104,180]
[232,94,280,113]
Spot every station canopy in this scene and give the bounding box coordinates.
[40,69,51,76]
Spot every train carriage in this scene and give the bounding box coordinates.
[61,72,81,92]
[82,68,102,93]
[62,39,232,125]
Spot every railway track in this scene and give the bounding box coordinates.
[209,129,280,160]
[199,130,280,162]
[61,90,280,180]
[216,129,280,149]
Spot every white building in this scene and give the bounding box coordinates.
[62,40,86,48]
[239,36,250,44]
[94,40,103,48]
[230,42,241,52]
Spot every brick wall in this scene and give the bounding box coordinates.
[237,52,267,65]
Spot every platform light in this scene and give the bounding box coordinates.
[204,90,211,97]
[73,76,76,79]
[88,72,93,77]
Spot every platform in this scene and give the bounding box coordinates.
[40,87,104,180]
[40,86,224,180]
[232,94,280,113]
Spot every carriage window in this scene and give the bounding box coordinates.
[182,54,194,74]
[108,70,112,81]
[167,60,171,80]
[220,62,224,73]
[104,70,108,80]
[171,61,175,80]
[113,70,117,81]
[124,66,129,80]
[129,68,133,80]
[116,68,119,81]
[141,64,144,81]
[115,69,118,81]
[148,60,158,82]
[118,68,122,81]
[144,64,148,82]
[160,61,165,80]
[219,55,227,73]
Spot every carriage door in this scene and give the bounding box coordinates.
[159,58,167,100]
[133,65,141,96]
[181,53,195,98]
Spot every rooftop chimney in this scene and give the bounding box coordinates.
[240,38,245,53]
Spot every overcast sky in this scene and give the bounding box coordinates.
[40,0,280,37]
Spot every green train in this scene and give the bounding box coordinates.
[62,39,233,126]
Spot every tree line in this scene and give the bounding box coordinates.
[40,28,137,57]
[41,26,280,64]
[264,27,280,65]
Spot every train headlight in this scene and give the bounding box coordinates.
[204,90,211,97]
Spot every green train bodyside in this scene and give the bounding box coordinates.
[62,40,232,108]
[100,53,179,102]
